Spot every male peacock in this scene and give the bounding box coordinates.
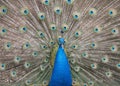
[0,0,120,86]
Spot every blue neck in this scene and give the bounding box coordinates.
[49,45,72,86]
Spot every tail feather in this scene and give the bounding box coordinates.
[0,0,120,86]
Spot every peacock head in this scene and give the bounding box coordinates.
[58,37,65,45]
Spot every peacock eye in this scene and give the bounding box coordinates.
[4,42,12,50]
[116,63,120,69]
[111,28,119,35]
[44,57,49,63]
[81,52,88,58]
[108,8,117,17]
[54,7,62,15]
[25,80,31,85]
[89,8,97,16]
[89,10,94,14]
[109,11,113,15]
[71,45,78,49]
[40,65,45,71]
[14,56,21,63]
[49,40,55,46]
[21,8,29,15]
[72,79,77,85]
[0,27,7,35]
[74,66,80,72]
[83,83,88,86]
[94,28,98,32]
[24,10,28,14]
[41,45,47,49]
[24,62,31,68]
[51,26,56,30]
[101,56,109,63]
[0,63,6,70]
[42,80,48,85]
[50,41,55,45]
[41,0,50,5]
[23,42,31,49]
[10,71,17,77]
[38,12,45,20]
[110,45,117,52]
[91,63,97,69]
[51,42,54,44]
[94,26,102,33]
[38,31,45,38]
[70,58,76,64]
[66,0,74,4]
[72,12,80,20]
[32,51,38,57]
[88,81,94,86]
[50,24,57,31]
[0,6,7,14]
[62,24,69,32]
[2,29,6,32]
[105,71,112,78]
[20,26,27,33]
[91,42,97,48]
[74,31,82,38]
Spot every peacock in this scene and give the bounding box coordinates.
[0,0,120,86]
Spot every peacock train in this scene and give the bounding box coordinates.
[0,0,120,86]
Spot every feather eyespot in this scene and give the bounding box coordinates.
[108,8,117,17]
[41,0,50,5]
[0,27,7,35]
[20,26,27,33]
[62,24,69,32]
[74,31,82,38]
[10,71,17,77]
[91,63,97,69]
[89,8,97,16]
[111,28,119,35]
[66,0,74,5]
[110,45,118,52]
[24,62,31,69]
[88,81,94,86]
[42,80,48,85]
[23,42,31,49]
[91,42,97,48]
[50,24,57,31]
[4,42,12,50]
[105,71,112,78]
[101,56,109,63]
[83,83,88,86]
[25,80,31,85]
[14,56,21,63]
[94,26,102,33]
[74,66,80,72]
[54,7,62,15]
[0,63,6,70]
[38,12,45,20]
[116,63,120,69]
[21,8,29,15]
[81,52,88,58]
[0,6,7,14]
[40,65,45,71]
[70,58,76,64]
[72,12,80,20]
[32,51,38,57]
[41,45,47,49]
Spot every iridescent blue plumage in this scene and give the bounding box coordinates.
[49,38,72,86]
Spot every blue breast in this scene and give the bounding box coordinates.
[49,45,72,86]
